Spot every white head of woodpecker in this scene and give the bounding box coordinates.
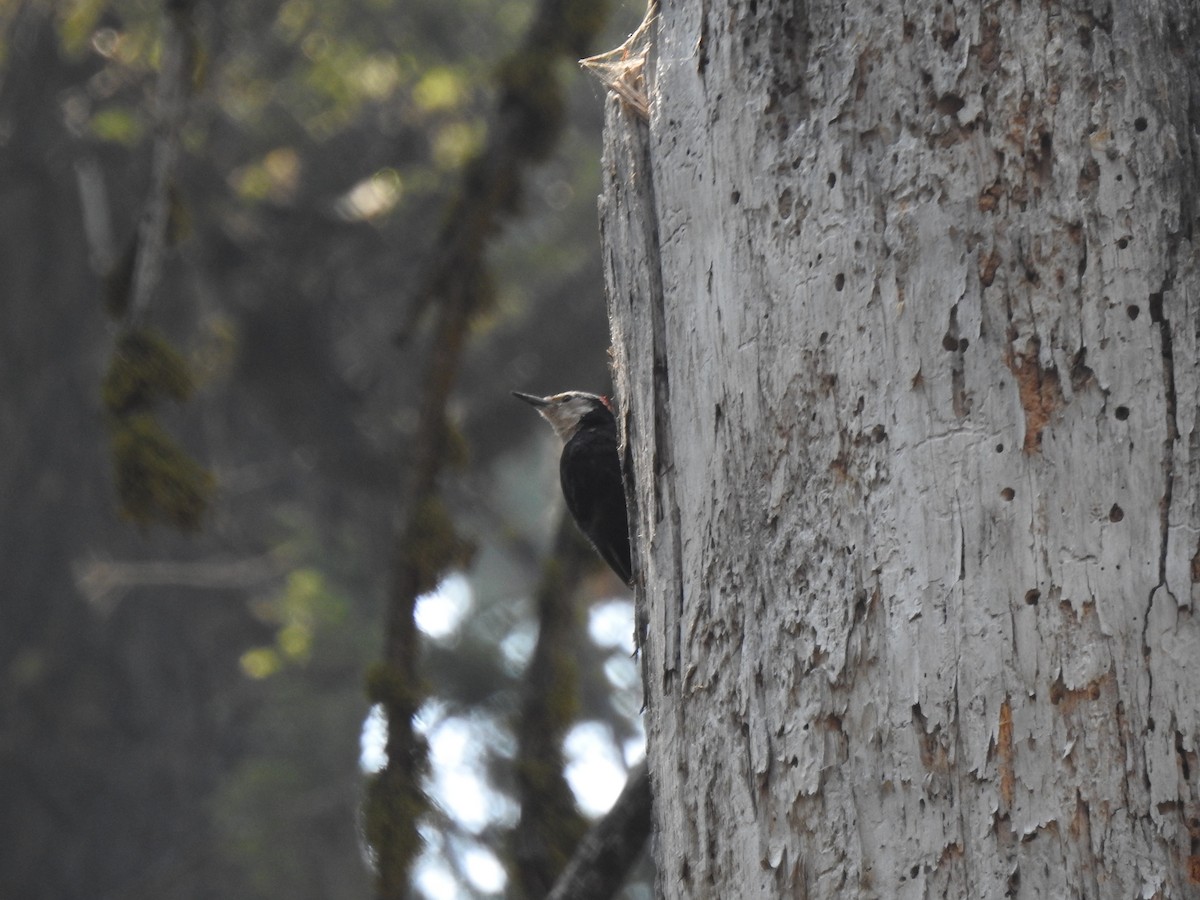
[511,390,614,443]
[512,390,633,585]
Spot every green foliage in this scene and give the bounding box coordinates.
[89,105,144,144]
[103,327,193,414]
[241,568,350,677]
[412,65,467,112]
[103,328,213,530]
[59,0,110,57]
[210,541,376,900]
[109,412,214,530]
[430,119,486,170]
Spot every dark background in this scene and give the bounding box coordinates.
[0,1,645,896]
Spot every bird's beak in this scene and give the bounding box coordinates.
[511,391,549,408]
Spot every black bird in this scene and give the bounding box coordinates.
[512,390,632,585]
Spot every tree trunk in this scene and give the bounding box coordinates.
[601,1,1200,896]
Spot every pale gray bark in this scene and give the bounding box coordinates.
[129,0,196,323]
[600,1,1200,896]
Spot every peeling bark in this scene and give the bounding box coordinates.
[601,0,1200,896]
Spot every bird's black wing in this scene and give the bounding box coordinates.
[559,426,632,585]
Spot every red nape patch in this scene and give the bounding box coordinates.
[601,395,614,412]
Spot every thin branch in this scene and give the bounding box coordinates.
[394,0,608,344]
[368,1,616,894]
[545,762,653,900]
[74,155,116,274]
[510,517,594,897]
[72,553,286,612]
[100,0,214,531]
[128,0,195,324]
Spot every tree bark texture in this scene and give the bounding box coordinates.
[601,1,1200,896]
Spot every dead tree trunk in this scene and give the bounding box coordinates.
[601,1,1200,896]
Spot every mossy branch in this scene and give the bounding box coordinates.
[369,0,614,895]
[103,328,213,530]
[99,0,209,533]
[508,518,594,898]
[103,328,193,414]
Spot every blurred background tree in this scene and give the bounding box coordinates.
[0,0,648,896]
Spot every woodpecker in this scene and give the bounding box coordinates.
[512,390,632,585]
